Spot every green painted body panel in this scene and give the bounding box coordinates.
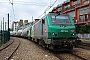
[69,16,74,25]
[46,14,76,39]
[46,14,52,26]
[48,26,76,38]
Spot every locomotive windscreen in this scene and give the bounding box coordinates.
[51,14,71,25]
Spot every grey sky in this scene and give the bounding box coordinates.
[0,0,66,29]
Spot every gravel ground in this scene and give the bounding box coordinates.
[57,53,82,60]
[9,37,90,60]
[0,37,20,60]
[80,39,90,43]
[73,48,90,60]
[10,38,59,60]
[0,37,90,60]
[0,38,13,51]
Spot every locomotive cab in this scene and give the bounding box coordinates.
[42,12,80,51]
[31,12,81,51]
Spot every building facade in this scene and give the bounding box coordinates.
[52,0,90,25]
[12,21,18,31]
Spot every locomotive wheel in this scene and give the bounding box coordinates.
[37,39,39,44]
[29,37,31,40]
[35,38,38,42]
[42,40,46,48]
[39,40,42,45]
[28,37,30,40]
[32,38,34,41]
[46,44,49,49]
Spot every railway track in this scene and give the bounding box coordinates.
[78,42,90,50]
[52,52,64,60]
[0,37,20,60]
[82,43,90,47]
[28,38,89,60]
[0,38,14,51]
[69,52,87,60]
[52,51,87,60]
[6,37,89,60]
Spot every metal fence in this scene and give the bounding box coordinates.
[77,34,90,39]
[0,31,10,47]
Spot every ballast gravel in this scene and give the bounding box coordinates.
[10,38,60,60]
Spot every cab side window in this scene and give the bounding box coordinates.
[42,18,45,24]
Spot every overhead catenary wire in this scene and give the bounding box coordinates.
[13,1,47,4]
[14,3,46,6]
[0,1,47,6]
[45,0,58,12]
[12,0,15,20]
[1,0,57,20]
[8,0,15,20]
[12,5,15,20]
[8,0,12,4]
[38,0,58,18]
[50,0,51,7]
[38,13,45,18]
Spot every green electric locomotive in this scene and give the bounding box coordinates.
[30,12,80,51]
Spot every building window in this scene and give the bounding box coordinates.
[65,4,70,10]
[84,9,89,21]
[68,11,75,17]
[84,14,88,21]
[83,0,89,4]
[72,0,77,6]
[58,7,62,12]
[79,15,84,22]
[79,8,89,22]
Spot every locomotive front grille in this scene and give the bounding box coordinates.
[58,32,70,38]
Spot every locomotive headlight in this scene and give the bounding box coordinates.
[71,33,74,36]
[52,32,55,36]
